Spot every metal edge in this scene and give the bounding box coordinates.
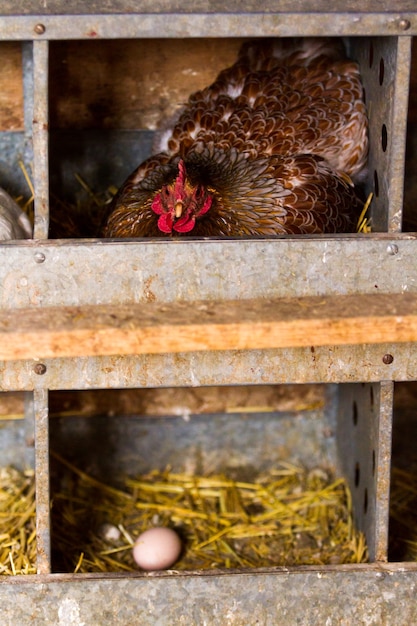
[33,388,51,574]
[0,13,416,40]
[32,40,49,239]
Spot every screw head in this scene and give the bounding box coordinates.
[33,363,47,375]
[34,23,46,35]
[387,243,398,256]
[382,354,394,365]
[34,252,46,264]
[398,18,411,31]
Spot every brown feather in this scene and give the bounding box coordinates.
[102,37,368,239]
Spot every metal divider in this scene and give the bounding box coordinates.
[336,381,394,562]
[32,39,52,574]
[33,388,51,574]
[32,39,49,240]
[349,36,412,232]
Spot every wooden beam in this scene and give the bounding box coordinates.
[0,292,416,361]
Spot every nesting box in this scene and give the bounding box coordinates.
[0,2,417,623]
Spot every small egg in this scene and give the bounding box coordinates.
[98,523,121,543]
[133,527,182,571]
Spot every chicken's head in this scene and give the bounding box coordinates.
[151,160,212,233]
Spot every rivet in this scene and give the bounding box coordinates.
[398,18,411,31]
[34,252,46,264]
[382,354,394,365]
[387,243,398,256]
[33,363,47,375]
[34,23,46,35]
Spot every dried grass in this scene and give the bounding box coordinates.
[51,454,368,573]
[356,192,373,233]
[0,467,36,575]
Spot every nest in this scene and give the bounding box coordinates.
[50,454,368,573]
[389,466,417,561]
[0,467,36,575]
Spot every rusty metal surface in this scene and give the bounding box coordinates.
[375,382,395,560]
[386,37,412,231]
[0,12,416,40]
[0,341,413,392]
[0,564,416,625]
[32,41,49,240]
[33,389,51,574]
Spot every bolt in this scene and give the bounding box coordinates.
[34,23,46,35]
[33,363,47,375]
[387,243,398,256]
[398,18,411,31]
[34,252,46,264]
[382,354,394,365]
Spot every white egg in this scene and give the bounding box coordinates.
[132,527,182,571]
[98,523,121,543]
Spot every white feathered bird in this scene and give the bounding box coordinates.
[0,188,32,240]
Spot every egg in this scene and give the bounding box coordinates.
[98,523,121,543]
[132,527,182,571]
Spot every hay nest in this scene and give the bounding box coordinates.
[51,455,368,573]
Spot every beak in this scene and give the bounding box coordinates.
[175,200,183,218]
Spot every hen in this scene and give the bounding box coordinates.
[102,38,368,238]
[0,187,32,240]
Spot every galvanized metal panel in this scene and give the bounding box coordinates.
[0,564,416,625]
[336,382,393,562]
[0,416,31,467]
[0,42,34,198]
[49,399,338,481]
[0,236,416,309]
[0,0,416,14]
[0,341,411,392]
[350,37,412,231]
[33,389,51,574]
[0,13,416,40]
[32,41,49,240]
[49,130,154,205]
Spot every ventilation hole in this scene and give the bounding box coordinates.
[374,170,379,197]
[352,400,358,426]
[370,386,374,409]
[369,42,374,68]
[381,124,388,152]
[354,462,360,487]
[364,488,369,514]
[379,58,385,85]
[372,450,376,476]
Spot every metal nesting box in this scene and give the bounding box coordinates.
[0,1,417,623]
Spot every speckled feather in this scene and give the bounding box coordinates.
[103,38,368,238]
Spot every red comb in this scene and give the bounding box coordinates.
[174,160,187,199]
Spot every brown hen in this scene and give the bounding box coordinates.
[102,38,368,238]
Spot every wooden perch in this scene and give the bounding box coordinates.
[0,292,416,361]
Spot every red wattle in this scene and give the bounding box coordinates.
[174,215,196,233]
[157,213,174,233]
